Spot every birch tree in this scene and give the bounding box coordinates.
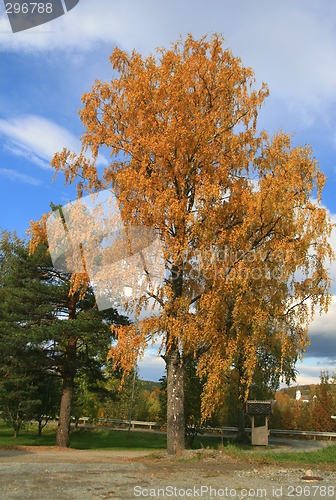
[43,34,333,454]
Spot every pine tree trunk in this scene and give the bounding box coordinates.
[56,375,74,447]
[165,345,185,455]
[56,331,77,448]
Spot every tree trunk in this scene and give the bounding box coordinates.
[237,403,247,443]
[13,412,22,438]
[56,332,77,448]
[165,345,185,455]
[56,375,74,447]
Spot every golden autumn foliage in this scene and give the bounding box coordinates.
[30,34,334,453]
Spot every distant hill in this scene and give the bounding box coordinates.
[138,379,161,392]
[276,384,318,400]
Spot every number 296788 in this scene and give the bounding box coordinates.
[5,3,53,14]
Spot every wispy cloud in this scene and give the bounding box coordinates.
[0,167,41,185]
[1,0,336,120]
[0,115,80,168]
[294,358,336,385]
[3,142,50,169]
[0,115,109,170]
[317,359,336,366]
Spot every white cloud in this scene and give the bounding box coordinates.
[138,350,165,382]
[3,142,50,169]
[95,154,109,167]
[1,0,336,122]
[0,167,41,185]
[0,115,80,168]
[309,298,336,337]
[292,374,321,387]
[293,357,336,386]
[0,114,109,171]
[227,3,336,106]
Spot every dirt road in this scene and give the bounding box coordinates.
[0,444,335,499]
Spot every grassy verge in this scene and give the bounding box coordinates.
[221,442,336,466]
[0,421,166,450]
[70,427,167,450]
[0,420,220,450]
[0,421,335,466]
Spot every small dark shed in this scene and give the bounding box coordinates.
[246,400,273,416]
[246,400,273,445]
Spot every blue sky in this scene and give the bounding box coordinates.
[0,0,336,385]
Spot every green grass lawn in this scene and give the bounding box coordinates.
[0,420,221,451]
[258,446,336,465]
[0,421,335,466]
[70,427,167,450]
[0,420,56,447]
[0,420,167,450]
[222,441,336,465]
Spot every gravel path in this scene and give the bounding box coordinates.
[0,445,335,499]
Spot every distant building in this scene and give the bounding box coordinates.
[295,389,315,403]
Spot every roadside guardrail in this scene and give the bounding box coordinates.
[22,418,336,440]
[200,426,336,441]
[98,418,158,430]
[95,421,336,440]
